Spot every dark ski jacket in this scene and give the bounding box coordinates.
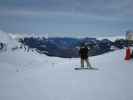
[79,46,89,59]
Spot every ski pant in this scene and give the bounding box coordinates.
[80,58,92,68]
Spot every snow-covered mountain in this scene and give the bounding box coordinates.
[0,32,133,100]
[19,36,128,58]
[0,30,131,58]
[0,30,21,52]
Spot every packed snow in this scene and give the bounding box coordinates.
[0,47,133,100]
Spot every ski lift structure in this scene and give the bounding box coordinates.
[126,30,133,46]
[126,30,133,40]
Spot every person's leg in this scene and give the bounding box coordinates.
[85,58,92,68]
[81,58,84,68]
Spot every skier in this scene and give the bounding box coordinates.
[79,43,93,69]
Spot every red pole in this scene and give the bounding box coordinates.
[125,47,131,60]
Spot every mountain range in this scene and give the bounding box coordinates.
[0,31,132,58]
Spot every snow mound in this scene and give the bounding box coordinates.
[0,30,10,43]
[0,30,20,50]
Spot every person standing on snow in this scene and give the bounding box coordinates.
[79,43,93,69]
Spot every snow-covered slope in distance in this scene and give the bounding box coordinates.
[0,30,49,52]
[98,35,125,41]
[0,45,133,100]
[0,30,20,50]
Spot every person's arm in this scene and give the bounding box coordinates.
[79,49,81,56]
[87,47,90,56]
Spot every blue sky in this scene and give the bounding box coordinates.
[0,0,133,37]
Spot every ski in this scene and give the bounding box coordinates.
[74,67,98,70]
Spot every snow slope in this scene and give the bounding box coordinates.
[98,35,125,41]
[0,30,20,50]
[0,46,133,100]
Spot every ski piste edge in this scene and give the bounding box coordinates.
[74,67,98,70]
